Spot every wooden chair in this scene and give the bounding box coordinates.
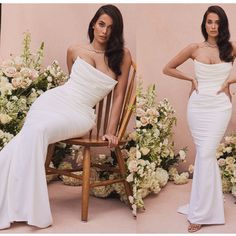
[45,61,136,221]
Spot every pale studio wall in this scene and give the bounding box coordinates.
[0,4,136,69]
[137,4,236,171]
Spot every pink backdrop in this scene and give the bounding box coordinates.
[137,4,236,170]
[0,3,136,70]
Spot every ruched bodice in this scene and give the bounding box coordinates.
[194,59,232,94]
[178,59,233,225]
[31,57,117,121]
[189,60,232,112]
[66,57,117,107]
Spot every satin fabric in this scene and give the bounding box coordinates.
[0,57,117,229]
[178,59,232,224]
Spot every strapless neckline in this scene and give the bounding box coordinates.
[76,56,117,83]
[194,59,232,66]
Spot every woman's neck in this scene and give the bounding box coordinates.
[91,41,106,52]
[206,37,217,46]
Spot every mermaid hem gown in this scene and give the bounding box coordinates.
[0,57,117,229]
[177,59,232,225]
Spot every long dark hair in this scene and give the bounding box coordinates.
[88,4,124,76]
[201,5,233,62]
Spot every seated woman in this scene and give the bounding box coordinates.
[0,4,132,229]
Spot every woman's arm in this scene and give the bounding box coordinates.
[66,45,76,74]
[102,48,132,147]
[217,41,236,99]
[224,41,236,85]
[163,43,199,94]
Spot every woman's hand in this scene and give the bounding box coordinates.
[102,134,119,148]
[189,79,198,97]
[217,80,232,102]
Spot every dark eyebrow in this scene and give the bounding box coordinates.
[98,20,112,27]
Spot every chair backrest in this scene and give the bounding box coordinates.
[89,61,136,140]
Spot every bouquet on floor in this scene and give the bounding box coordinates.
[216,134,236,197]
[0,32,68,150]
[124,81,188,211]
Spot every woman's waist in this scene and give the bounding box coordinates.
[197,85,222,95]
[188,90,232,110]
[58,83,101,107]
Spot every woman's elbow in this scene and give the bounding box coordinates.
[162,65,169,75]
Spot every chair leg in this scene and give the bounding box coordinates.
[115,147,133,208]
[81,146,91,221]
[45,143,56,171]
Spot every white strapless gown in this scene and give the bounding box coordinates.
[0,57,117,229]
[178,59,232,224]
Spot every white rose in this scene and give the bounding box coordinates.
[188,164,194,174]
[174,172,189,185]
[136,120,142,128]
[163,138,168,146]
[140,116,149,126]
[216,151,223,159]
[140,147,150,156]
[49,68,56,77]
[21,77,32,88]
[136,150,142,159]
[126,173,133,182]
[128,160,137,172]
[3,66,17,78]
[0,113,12,124]
[138,159,146,166]
[47,76,53,82]
[179,150,186,161]
[218,158,226,167]
[11,77,23,88]
[153,128,160,137]
[31,69,39,80]
[128,131,136,141]
[1,59,14,68]
[128,196,134,204]
[20,67,32,77]
[225,136,232,144]
[225,146,232,153]
[136,108,146,117]
[226,156,235,165]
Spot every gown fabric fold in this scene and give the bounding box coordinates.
[178,59,232,225]
[0,57,117,229]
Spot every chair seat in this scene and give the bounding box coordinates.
[62,137,127,147]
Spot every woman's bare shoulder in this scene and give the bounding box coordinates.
[183,43,202,59]
[185,42,201,51]
[67,43,90,59]
[231,41,236,51]
[123,47,132,64]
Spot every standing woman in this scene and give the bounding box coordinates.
[163,5,236,233]
[0,4,132,229]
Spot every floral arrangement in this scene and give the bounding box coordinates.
[0,32,68,150]
[124,82,188,212]
[216,134,236,197]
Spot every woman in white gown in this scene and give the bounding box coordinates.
[163,5,236,233]
[0,4,132,229]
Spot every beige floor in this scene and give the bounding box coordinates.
[138,180,236,234]
[2,179,236,234]
[1,181,136,234]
